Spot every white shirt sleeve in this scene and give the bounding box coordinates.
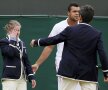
[48,24,59,37]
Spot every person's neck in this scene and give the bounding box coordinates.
[67,18,77,26]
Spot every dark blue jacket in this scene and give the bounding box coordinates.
[0,38,34,82]
[36,23,108,82]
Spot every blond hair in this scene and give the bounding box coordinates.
[4,20,21,33]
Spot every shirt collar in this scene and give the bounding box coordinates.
[78,23,92,27]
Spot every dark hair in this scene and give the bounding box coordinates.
[80,5,94,23]
[68,3,79,12]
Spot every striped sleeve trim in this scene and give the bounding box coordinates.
[28,74,34,76]
[102,70,108,72]
[38,39,40,46]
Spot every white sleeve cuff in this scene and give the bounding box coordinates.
[38,39,40,46]
[102,70,108,72]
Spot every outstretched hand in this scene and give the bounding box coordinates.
[30,39,35,47]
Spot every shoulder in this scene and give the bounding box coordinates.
[91,26,102,34]
[0,38,8,43]
[49,19,68,36]
[0,38,9,46]
[52,19,68,31]
[54,19,67,27]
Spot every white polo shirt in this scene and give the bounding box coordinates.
[49,19,69,71]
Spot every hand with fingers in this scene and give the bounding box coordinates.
[31,79,36,88]
[32,63,39,74]
[30,39,36,47]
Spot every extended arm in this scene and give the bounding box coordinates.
[32,45,54,72]
[31,26,71,47]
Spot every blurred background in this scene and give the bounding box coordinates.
[0,0,108,16]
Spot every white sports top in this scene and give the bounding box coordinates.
[49,19,69,71]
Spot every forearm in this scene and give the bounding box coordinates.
[35,45,54,66]
[33,34,65,47]
[23,53,33,73]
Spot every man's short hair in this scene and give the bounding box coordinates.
[68,3,79,12]
[80,5,94,23]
